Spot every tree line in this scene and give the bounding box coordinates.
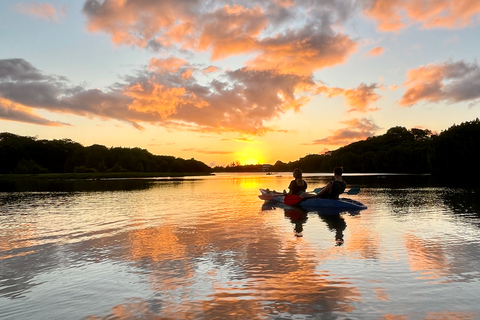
[0,133,212,175]
[2,118,478,177]
[216,118,480,179]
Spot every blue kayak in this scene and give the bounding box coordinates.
[259,188,367,211]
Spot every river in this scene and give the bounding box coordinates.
[1,173,479,319]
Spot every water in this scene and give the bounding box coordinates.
[1,173,480,319]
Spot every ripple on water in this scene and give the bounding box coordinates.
[2,179,480,319]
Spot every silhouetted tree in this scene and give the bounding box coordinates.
[0,132,212,174]
[431,118,480,180]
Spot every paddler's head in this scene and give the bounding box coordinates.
[293,168,303,179]
[333,167,343,177]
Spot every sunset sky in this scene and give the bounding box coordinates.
[1,1,480,166]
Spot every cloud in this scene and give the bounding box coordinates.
[366,46,384,57]
[364,0,480,32]
[0,98,68,126]
[182,148,235,155]
[203,66,219,74]
[399,60,480,107]
[0,58,315,134]
[233,136,260,143]
[316,83,381,112]
[197,5,268,60]
[148,57,189,74]
[82,1,358,75]
[120,65,314,134]
[13,2,65,22]
[306,118,380,146]
[0,58,50,81]
[248,25,358,76]
[0,58,138,127]
[1,57,381,133]
[75,1,368,133]
[82,0,198,47]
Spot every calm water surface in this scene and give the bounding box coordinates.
[1,173,480,319]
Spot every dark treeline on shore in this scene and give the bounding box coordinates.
[0,133,212,175]
[215,119,480,179]
[2,118,479,178]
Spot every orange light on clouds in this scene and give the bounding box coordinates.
[365,0,480,31]
[366,46,384,57]
[13,2,64,22]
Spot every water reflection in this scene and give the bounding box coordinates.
[283,207,308,237]
[321,214,347,246]
[441,188,480,218]
[105,216,361,318]
[261,200,357,245]
[0,178,155,192]
[2,174,480,319]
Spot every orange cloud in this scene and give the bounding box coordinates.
[203,66,219,74]
[182,148,234,155]
[364,0,480,32]
[399,60,480,107]
[306,118,380,146]
[125,81,202,117]
[148,57,188,74]
[82,1,358,75]
[0,97,68,126]
[316,83,381,112]
[366,46,384,56]
[249,28,358,76]
[83,0,195,47]
[233,136,260,143]
[0,50,373,136]
[13,2,65,22]
[78,1,362,133]
[197,5,267,60]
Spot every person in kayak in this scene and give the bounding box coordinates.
[284,168,308,195]
[316,167,347,200]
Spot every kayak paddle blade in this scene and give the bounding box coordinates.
[346,187,360,195]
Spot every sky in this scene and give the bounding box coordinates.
[1,0,480,167]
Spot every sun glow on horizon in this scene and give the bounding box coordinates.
[235,144,268,165]
[237,156,264,165]
[236,148,265,165]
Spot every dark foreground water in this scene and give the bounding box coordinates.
[1,173,480,319]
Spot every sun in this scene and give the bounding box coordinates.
[236,148,265,165]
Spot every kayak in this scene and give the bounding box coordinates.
[259,188,367,210]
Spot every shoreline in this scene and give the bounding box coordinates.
[0,172,214,181]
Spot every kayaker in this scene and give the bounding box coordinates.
[284,168,308,195]
[317,167,347,200]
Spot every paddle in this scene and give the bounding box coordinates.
[284,187,361,206]
[313,187,361,195]
[346,187,361,195]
